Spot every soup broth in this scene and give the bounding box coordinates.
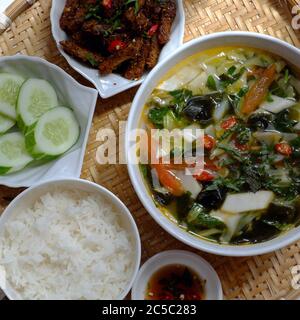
[140,47,300,245]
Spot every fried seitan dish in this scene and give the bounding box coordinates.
[59,0,177,80]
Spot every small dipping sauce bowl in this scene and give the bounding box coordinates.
[131,250,223,300]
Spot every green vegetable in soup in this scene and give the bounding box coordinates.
[187,203,226,229]
[148,107,169,128]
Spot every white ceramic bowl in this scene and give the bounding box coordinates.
[131,250,223,300]
[50,0,185,98]
[0,178,141,300]
[126,31,300,257]
[0,55,98,188]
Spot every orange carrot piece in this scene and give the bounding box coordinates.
[242,64,277,114]
[152,163,185,196]
[148,132,185,196]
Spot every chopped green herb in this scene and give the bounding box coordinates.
[86,53,98,67]
[274,110,297,133]
[237,86,249,97]
[284,69,290,84]
[219,67,246,90]
[266,92,274,102]
[217,143,244,161]
[206,176,242,193]
[148,107,169,128]
[187,203,226,229]
[206,75,217,91]
[169,89,193,116]
[227,66,237,76]
[125,0,140,14]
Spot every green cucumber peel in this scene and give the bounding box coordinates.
[0,166,11,175]
[25,122,59,162]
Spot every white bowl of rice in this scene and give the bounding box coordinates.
[0,179,141,300]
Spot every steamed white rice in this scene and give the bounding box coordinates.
[0,189,135,300]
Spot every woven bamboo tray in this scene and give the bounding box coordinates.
[1,0,300,300]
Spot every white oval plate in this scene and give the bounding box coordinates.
[0,55,98,188]
[131,250,223,300]
[50,0,185,98]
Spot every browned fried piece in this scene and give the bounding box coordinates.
[143,0,162,18]
[136,11,150,30]
[71,30,104,53]
[146,36,160,70]
[73,7,87,28]
[82,19,130,52]
[102,0,124,18]
[124,7,149,31]
[83,20,111,36]
[99,38,143,74]
[158,0,177,45]
[60,40,104,68]
[71,32,85,45]
[86,0,98,4]
[60,0,79,32]
[60,0,87,35]
[138,0,146,8]
[123,40,150,80]
[123,7,135,25]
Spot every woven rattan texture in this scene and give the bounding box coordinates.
[0,0,300,300]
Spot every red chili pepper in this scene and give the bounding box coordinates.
[148,24,159,37]
[204,158,220,171]
[187,293,202,300]
[194,170,215,181]
[234,139,248,151]
[275,143,292,156]
[102,0,112,9]
[108,39,126,53]
[149,134,184,196]
[221,116,238,130]
[203,134,216,150]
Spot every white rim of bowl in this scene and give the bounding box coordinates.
[131,250,223,300]
[0,178,141,300]
[126,31,300,257]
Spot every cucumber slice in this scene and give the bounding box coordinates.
[0,73,25,120]
[0,132,33,175]
[17,79,58,130]
[25,106,80,160]
[0,114,15,134]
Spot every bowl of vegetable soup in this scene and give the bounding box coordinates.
[126,32,300,256]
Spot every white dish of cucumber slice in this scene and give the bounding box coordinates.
[0,55,98,188]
